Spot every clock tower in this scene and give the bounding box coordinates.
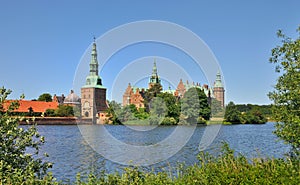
[81,38,107,123]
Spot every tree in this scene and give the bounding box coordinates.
[55,105,74,117]
[268,26,300,157]
[118,104,136,123]
[143,83,163,112]
[211,98,224,117]
[148,97,167,125]
[180,87,211,124]
[45,109,56,117]
[158,92,180,122]
[38,93,52,102]
[243,109,267,124]
[0,87,53,183]
[224,101,242,124]
[105,100,122,124]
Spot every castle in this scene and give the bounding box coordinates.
[123,61,225,108]
[4,39,224,123]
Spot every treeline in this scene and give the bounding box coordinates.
[106,84,211,125]
[234,104,272,118]
[45,105,81,117]
[224,102,269,124]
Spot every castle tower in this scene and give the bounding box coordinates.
[148,59,161,88]
[123,83,133,106]
[81,38,107,123]
[213,71,225,107]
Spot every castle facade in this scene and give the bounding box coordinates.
[123,61,225,108]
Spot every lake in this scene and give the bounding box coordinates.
[35,122,290,182]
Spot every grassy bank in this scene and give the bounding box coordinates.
[73,144,299,185]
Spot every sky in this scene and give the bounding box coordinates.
[0,0,299,105]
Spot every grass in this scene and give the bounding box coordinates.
[74,143,300,185]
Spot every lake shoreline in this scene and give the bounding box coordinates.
[18,116,269,125]
[18,117,92,125]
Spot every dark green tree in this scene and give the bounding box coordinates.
[45,108,56,117]
[105,100,122,124]
[143,83,163,112]
[181,87,211,124]
[158,92,180,122]
[224,101,242,124]
[134,108,149,120]
[118,104,136,123]
[211,98,224,117]
[55,105,74,117]
[27,106,34,116]
[148,97,167,125]
[38,93,52,102]
[243,109,267,124]
[268,26,300,157]
[0,87,53,183]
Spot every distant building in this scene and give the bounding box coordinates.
[80,38,107,123]
[53,94,65,105]
[123,84,145,109]
[123,60,225,108]
[213,71,225,107]
[63,90,81,107]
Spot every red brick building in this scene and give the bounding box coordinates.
[122,61,225,108]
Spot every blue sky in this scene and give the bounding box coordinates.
[0,0,299,105]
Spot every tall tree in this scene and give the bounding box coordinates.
[211,98,224,117]
[224,101,242,124]
[181,87,211,124]
[268,26,300,157]
[158,92,180,121]
[38,93,52,102]
[143,83,163,112]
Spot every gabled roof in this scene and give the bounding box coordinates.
[3,100,58,113]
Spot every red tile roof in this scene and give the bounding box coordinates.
[3,100,58,113]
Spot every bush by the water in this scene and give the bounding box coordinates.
[75,143,299,185]
[224,101,267,124]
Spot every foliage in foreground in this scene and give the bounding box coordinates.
[269,26,300,157]
[0,87,54,184]
[75,143,299,185]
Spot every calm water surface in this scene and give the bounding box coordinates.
[36,122,290,182]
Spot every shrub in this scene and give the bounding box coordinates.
[0,87,54,184]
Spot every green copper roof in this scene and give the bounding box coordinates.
[214,71,224,88]
[82,75,106,89]
[82,39,106,89]
[149,59,161,84]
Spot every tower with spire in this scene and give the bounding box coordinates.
[148,59,161,88]
[213,71,225,107]
[81,38,107,123]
